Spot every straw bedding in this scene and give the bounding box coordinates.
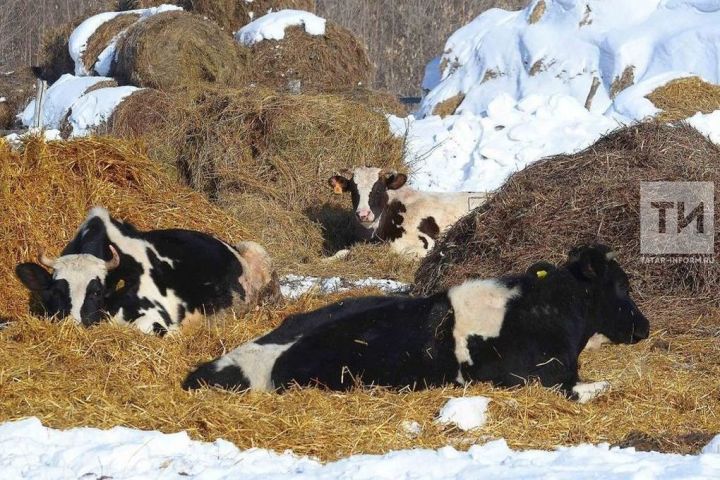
[414,123,720,324]
[647,76,720,122]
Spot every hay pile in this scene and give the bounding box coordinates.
[0,302,718,459]
[105,86,407,269]
[648,76,720,122]
[414,123,720,320]
[113,11,250,91]
[118,1,317,32]
[0,68,36,130]
[246,23,374,93]
[0,136,252,316]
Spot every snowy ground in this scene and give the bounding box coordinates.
[1,418,719,479]
[395,0,720,192]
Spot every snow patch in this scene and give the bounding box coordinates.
[280,274,408,299]
[235,10,326,45]
[66,86,139,136]
[686,110,720,145]
[436,396,491,431]
[3,418,720,479]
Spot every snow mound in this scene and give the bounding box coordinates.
[20,74,140,137]
[436,396,491,431]
[280,274,408,299]
[399,0,720,193]
[2,418,720,479]
[68,4,183,76]
[686,110,720,145]
[235,9,326,45]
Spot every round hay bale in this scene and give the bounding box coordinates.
[36,21,78,83]
[413,123,720,311]
[0,102,13,130]
[246,22,374,93]
[105,88,174,137]
[647,77,720,122]
[82,13,141,75]
[113,11,250,91]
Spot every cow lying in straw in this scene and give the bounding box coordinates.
[184,245,649,402]
[328,167,487,258]
[15,207,280,335]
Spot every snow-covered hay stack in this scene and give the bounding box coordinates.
[414,123,720,320]
[0,137,251,316]
[114,11,249,91]
[80,13,141,75]
[647,77,720,122]
[237,11,374,92]
[118,0,317,32]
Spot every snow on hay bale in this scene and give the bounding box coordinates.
[236,10,374,92]
[0,136,252,316]
[647,77,720,122]
[113,11,250,91]
[413,123,720,318]
[118,0,317,32]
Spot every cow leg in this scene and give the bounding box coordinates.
[570,381,611,403]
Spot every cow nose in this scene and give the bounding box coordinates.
[632,324,650,343]
[356,209,374,222]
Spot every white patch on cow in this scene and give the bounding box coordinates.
[584,333,611,351]
[573,381,611,403]
[448,279,519,366]
[86,208,185,330]
[215,341,295,391]
[352,166,383,224]
[52,254,109,323]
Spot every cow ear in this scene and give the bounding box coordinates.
[328,176,349,194]
[15,263,52,291]
[385,172,407,190]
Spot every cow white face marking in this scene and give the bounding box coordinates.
[351,167,384,225]
[448,279,520,366]
[215,341,295,391]
[572,380,610,403]
[52,254,109,324]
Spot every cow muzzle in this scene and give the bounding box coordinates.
[356,209,375,223]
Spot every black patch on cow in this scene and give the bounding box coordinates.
[183,363,250,391]
[268,293,459,391]
[152,322,168,337]
[418,216,440,239]
[418,236,429,249]
[374,200,406,241]
[80,277,105,326]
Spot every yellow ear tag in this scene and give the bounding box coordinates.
[333,184,343,194]
[536,270,547,279]
[115,279,126,291]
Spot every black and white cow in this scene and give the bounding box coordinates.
[184,245,649,402]
[15,207,280,335]
[328,167,487,258]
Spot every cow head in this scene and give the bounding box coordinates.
[329,167,408,228]
[15,246,120,326]
[566,245,649,344]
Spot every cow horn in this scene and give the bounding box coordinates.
[38,250,56,269]
[379,168,397,178]
[106,245,120,270]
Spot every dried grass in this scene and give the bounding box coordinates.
[432,93,465,118]
[414,123,720,324]
[36,20,79,83]
[113,11,250,91]
[247,23,374,93]
[0,67,36,129]
[648,76,720,122]
[0,305,717,460]
[82,13,140,74]
[105,86,407,272]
